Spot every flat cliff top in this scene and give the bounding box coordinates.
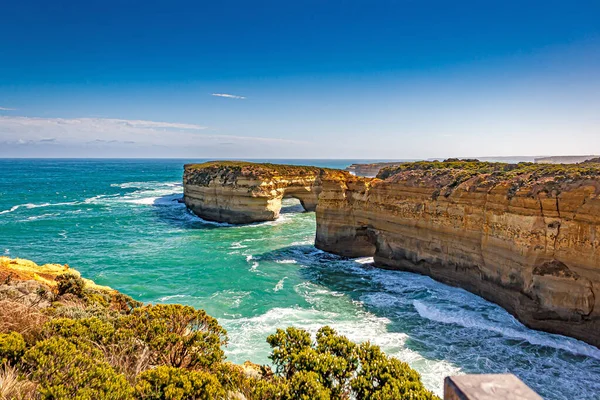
[184,161,349,185]
[346,162,402,170]
[376,160,600,194]
[534,155,600,164]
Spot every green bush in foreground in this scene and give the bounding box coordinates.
[23,337,133,399]
[0,331,26,366]
[2,278,439,400]
[267,326,437,400]
[135,366,225,400]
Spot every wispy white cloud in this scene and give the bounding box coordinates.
[0,116,305,148]
[211,93,246,100]
[0,107,16,111]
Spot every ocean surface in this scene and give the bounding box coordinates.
[1,158,599,399]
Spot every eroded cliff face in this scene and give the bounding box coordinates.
[183,161,347,224]
[183,160,600,346]
[316,161,600,347]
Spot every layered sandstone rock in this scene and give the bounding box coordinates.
[183,161,347,224]
[316,161,600,347]
[183,160,600,347]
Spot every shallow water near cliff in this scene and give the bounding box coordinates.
[2,159,600,399]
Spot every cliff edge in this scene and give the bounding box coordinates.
[316,160,600,347]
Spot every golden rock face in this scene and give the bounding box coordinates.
[183,160,600,347]
[315,163,600,347]
[183,162,349,224]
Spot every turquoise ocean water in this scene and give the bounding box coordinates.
[1,159,599,399]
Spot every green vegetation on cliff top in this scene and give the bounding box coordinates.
[376,159,600,194]
[0,258,438,400]
[186,159,600,184]
[185,161,338,175]
[184,161,348,187]
[378,159,600,180]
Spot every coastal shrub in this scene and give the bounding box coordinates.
[0,332,26,366]
[84,289,112,308]
[267,326,439,400]
[23,336,133,399]
[40,317,151,381]
[135,365,225,400]
[210,361,255,395]
[55,273,85,297]
[250,378,290,400]
[41,317,115,345]
[117,304,227,369]
[111,291,143,313]
[287,370,331,400]
[351,342,437,400]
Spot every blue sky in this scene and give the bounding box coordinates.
[1,0,599,158]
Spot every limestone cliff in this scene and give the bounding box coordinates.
[315,161,600,347]
[183,160,600,347]
[183,161,347,224]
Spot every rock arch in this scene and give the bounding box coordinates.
[183,162,341,224]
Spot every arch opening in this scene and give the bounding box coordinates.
[280,196,307,214]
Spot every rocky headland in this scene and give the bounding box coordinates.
[183,161,347,223]
[184,160,600,348]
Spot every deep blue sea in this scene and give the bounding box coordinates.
[1,159,599,399]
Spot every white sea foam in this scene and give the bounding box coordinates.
[1,201,78,215]
[222,301,458,397]
[0,205,20,215]
[23,213,60,221]
[111,181,181,189]
[273,277,287,292]
[83,194,114,204]
[158,294,190,302]
[210,290,251,309]
[414,300,600,360]
[125,197,160,205]
[275,259,297,264]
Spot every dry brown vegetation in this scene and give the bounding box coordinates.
[0,365,37,400]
